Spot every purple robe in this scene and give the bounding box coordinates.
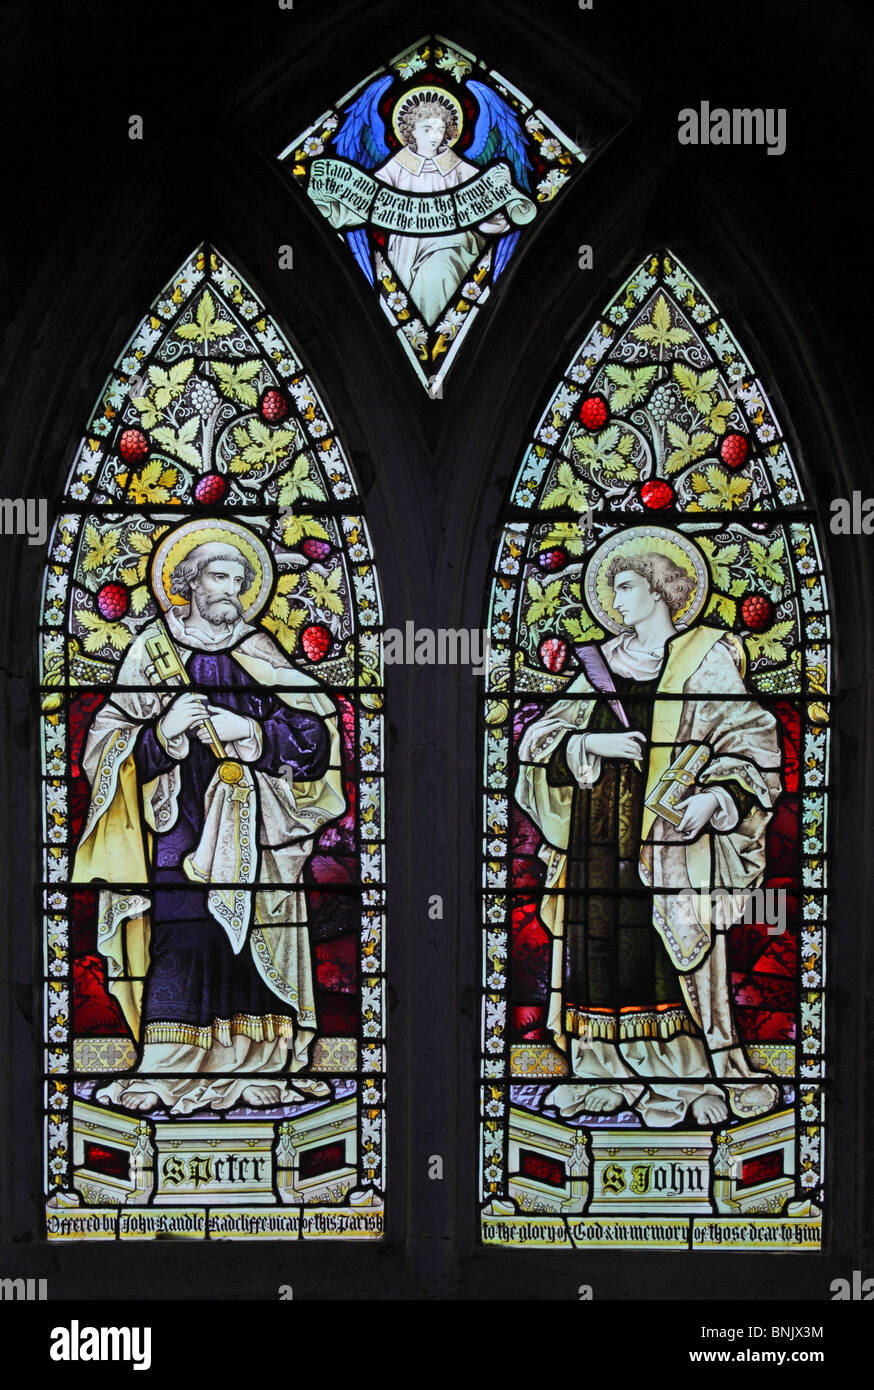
[131,649,329,1034]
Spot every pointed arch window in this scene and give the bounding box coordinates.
[480,252,828,1249]
[41,246,385,1240]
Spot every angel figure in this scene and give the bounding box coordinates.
[333,78,533,325]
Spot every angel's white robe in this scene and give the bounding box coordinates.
[374,147,508,325]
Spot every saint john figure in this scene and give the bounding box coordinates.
[516,533,783,1128]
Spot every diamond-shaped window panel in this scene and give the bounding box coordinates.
[279,34,586,393]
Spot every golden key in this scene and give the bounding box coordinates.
[145,630,226,761]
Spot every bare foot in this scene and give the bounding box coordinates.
[690,1094,729,1125]
[582,1086,626,1114]
[241,1084,286,1107]
[109,1090,161,1112]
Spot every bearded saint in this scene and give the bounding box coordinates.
[72,524,345,1116]
[515,539,783,1128]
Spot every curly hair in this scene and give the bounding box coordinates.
[169,545,255,601]
[397,96,458,153]
[606,550,694,618]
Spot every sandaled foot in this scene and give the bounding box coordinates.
[731,1082,779,1117]
[294,1079,331,1097]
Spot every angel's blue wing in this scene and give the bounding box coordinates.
[345,228,374,286]
[333,74,393,171]
[492,229,520,280]
[466,80,531,191]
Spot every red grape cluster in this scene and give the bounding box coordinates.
[578,394,609,431]
[301,623,331,661]
[119,429,149,464]
[741,594,772,631]
[539,637,567,672]
[640,479,674,509]
[194,473,228,504]
[302,538,332,561]
[97,583,129,621]
[260,389,289,423]
[720,433,749,469]
[537,548,567,572]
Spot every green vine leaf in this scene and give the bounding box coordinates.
[277,454,326,505]
[306,567,345,617]
[280,515,330,547]
[212,359,261,407]
[542,460,589,510]
[175,290,235,345]
[573,424,636,480]
[748,536,786,587]
[561,612,604,643]
[148,359,194,410]
[231,418,295,472]
[130,585,151,615]
[151,417,201,470]
[263,606,307,652]
[747,619,794,663]
[689,466,752,510]
[76,610,132,654]
[706,399,734,435]
[132,360,194,428]
[673,364,718,414]
[665,422,715,474]
[541,522,588,557]
[632,295,691,350]
[698,536,741,589]
[704,591,737,627]
[604,364,657,410]
[526,575,563,624]
[127,460,179,503]
[81,523,120,574]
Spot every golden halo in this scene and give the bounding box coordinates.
[584,527,710,635]
[392,86,464,146]
[150,519,273,620]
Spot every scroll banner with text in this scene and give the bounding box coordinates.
[308,158,537,234]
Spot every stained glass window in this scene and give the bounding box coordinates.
[41,246,385,1241]
[480,252,828,1251]
[279,34,585,393]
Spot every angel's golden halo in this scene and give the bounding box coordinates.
[392,86,464,146]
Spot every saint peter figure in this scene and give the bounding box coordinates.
[73,519,346,1115]
[516,528,783,1127]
